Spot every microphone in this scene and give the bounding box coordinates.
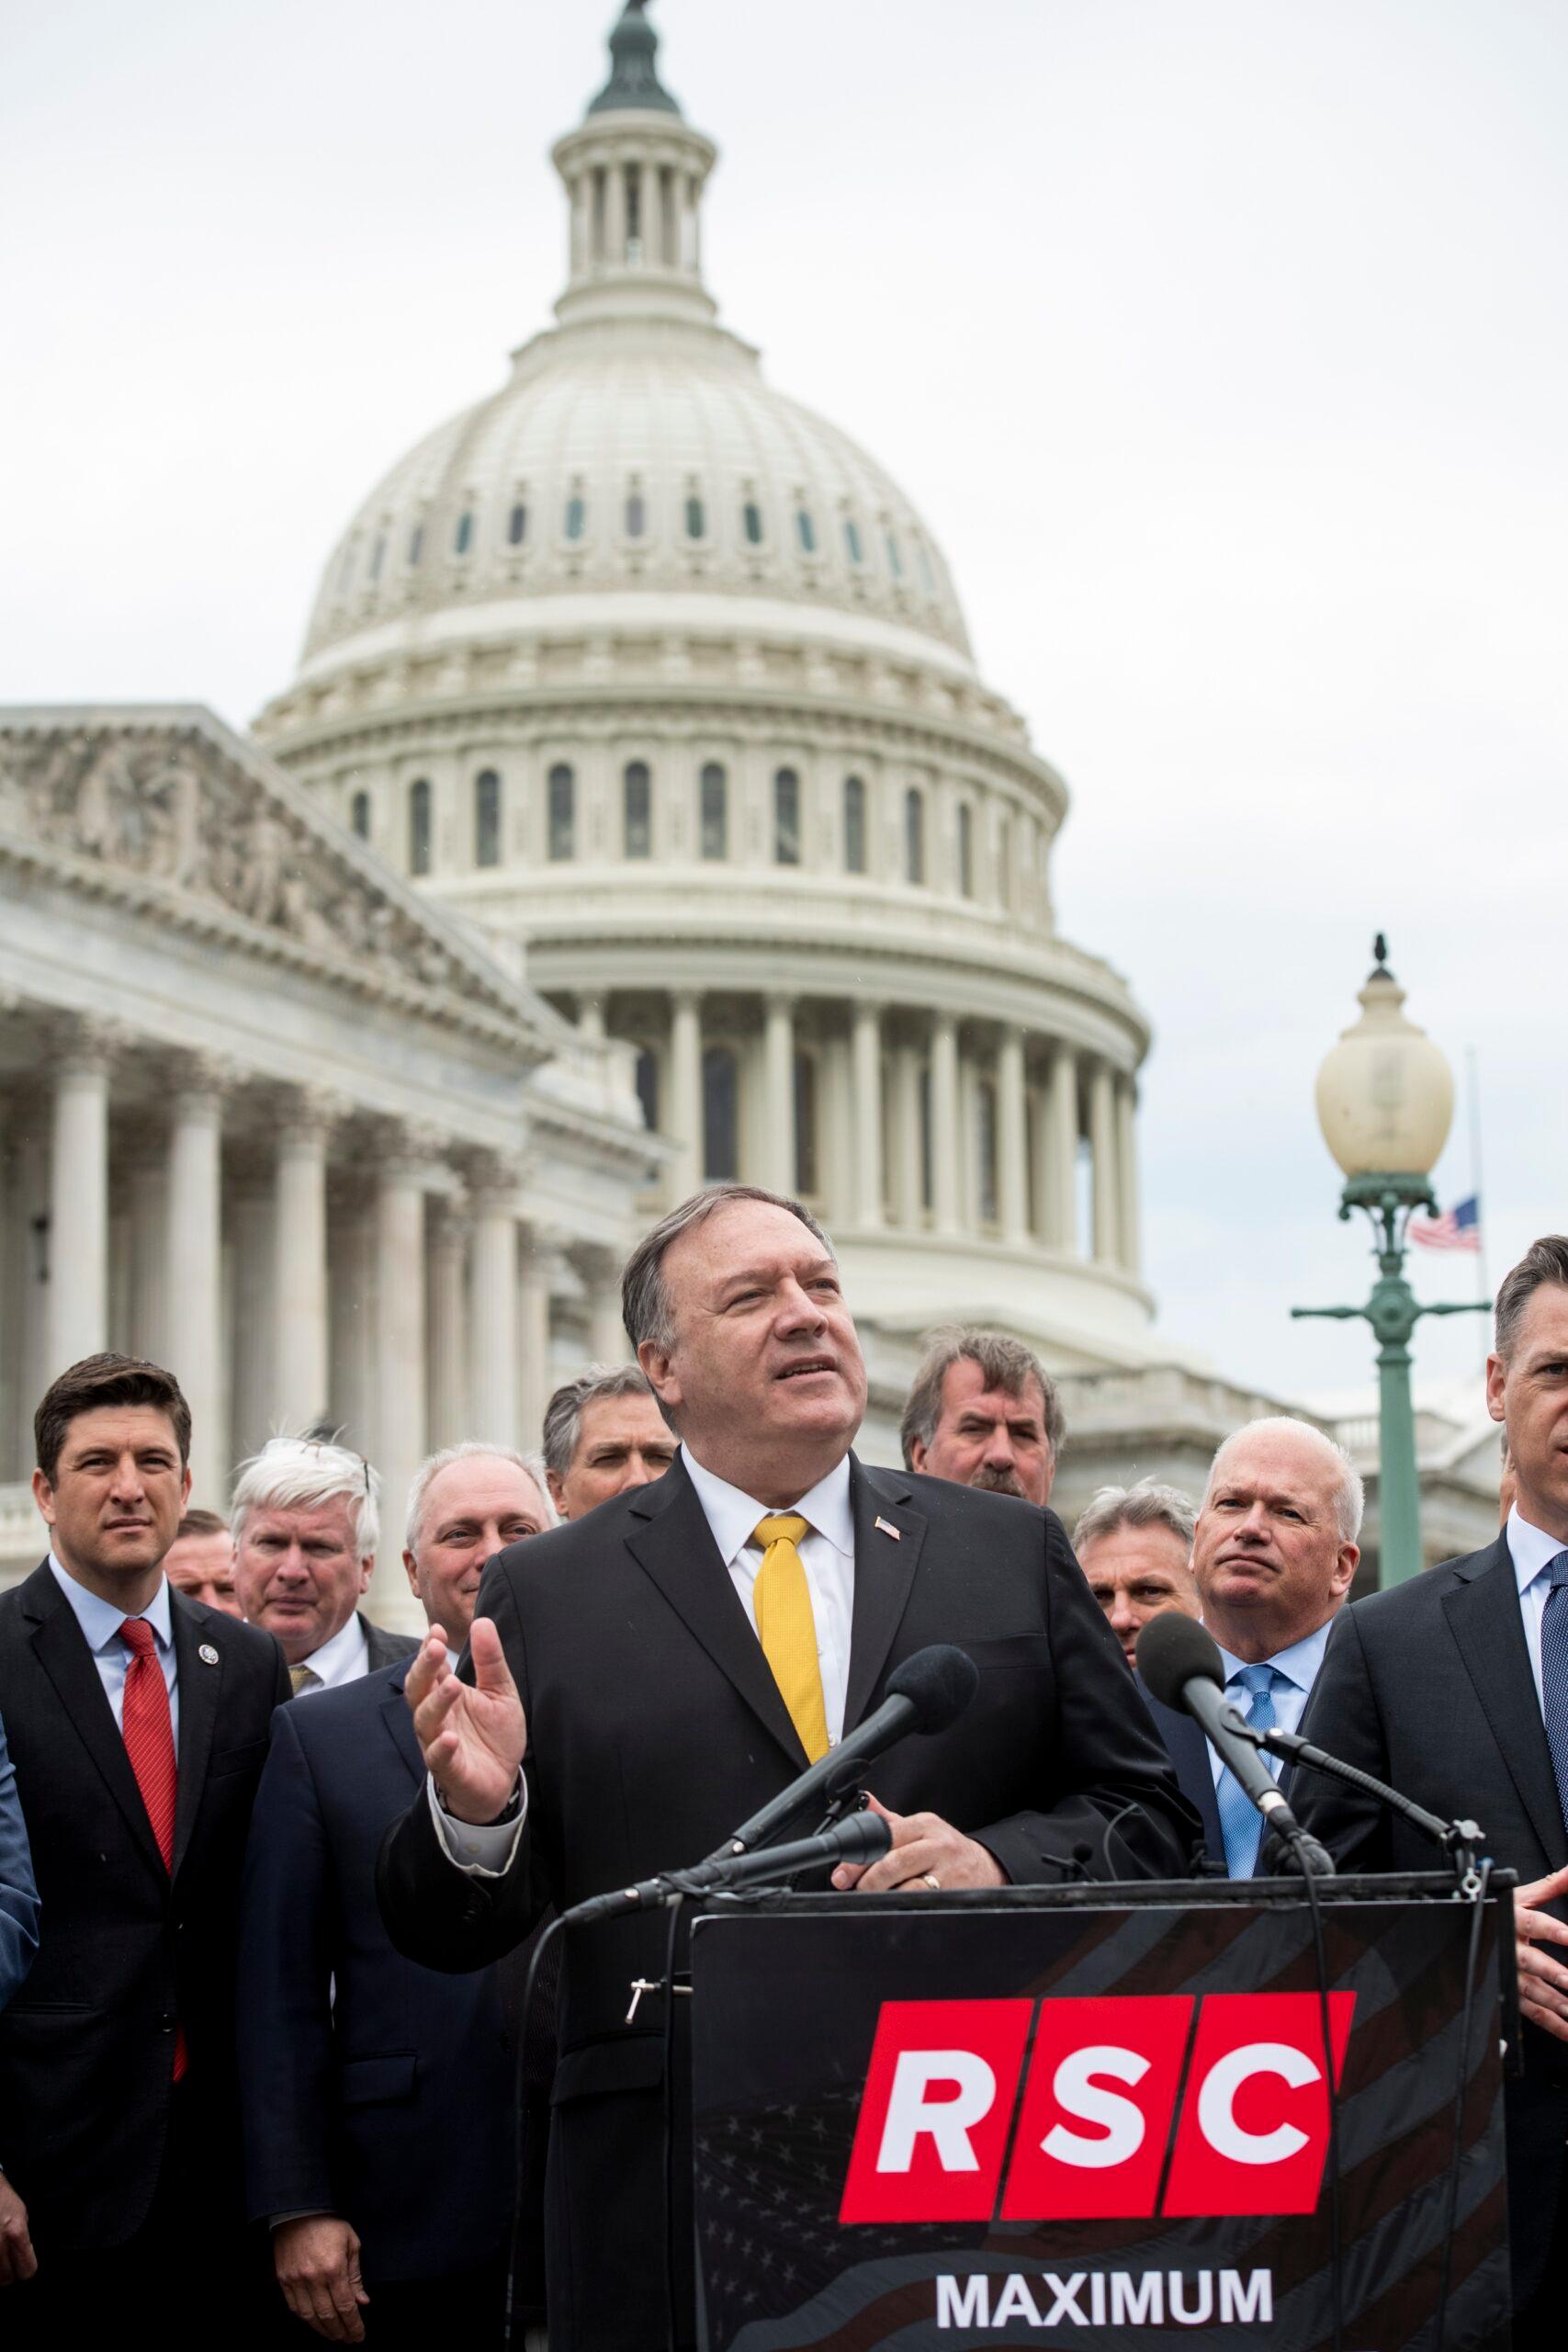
[710,1645,980,1861]
[1136,1614,1334,1878]
[560,1809,892,1928]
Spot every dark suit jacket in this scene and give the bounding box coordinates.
[0,1710,39,2008]
[238,1660,513,2284]
[0,1561,289,2253]
[1140,1686,1224,1866]
[1293,1532,1568,2304]
[378,1453,1198,2350]
[359,1612,420,1673]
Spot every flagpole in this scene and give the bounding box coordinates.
[1467,1045,1490,1370]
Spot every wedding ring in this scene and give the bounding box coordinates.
[921,1871,941,1891]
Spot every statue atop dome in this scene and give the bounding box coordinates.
[587,0,682,118]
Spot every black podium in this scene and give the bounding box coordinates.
[688,1875,1512,2351]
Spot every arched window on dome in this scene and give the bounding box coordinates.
[474,770,502,868]
[625,491,646,538]
[564,492,586,541]
[454,511,473,557]
[699,763,728,861]
[957,802,974,899]
[773,768,801,866]
[634,1046,660,1134]
[409,779,433,877]
[368,537,385,583]
[904,786,926,886]
[794,1051,819,1197]
[547,763,575,861]
[795,508,817,556]
[508,502,528,546]
[350,790,371,842]
[703,1045,739,1182]
[408,524,423,567]
[685,494,705,541]
[976,1077,999,1228]
[743,501,764,546]
[997,812,1013,910]
[886,528,903,578]
[623,762,652,859]
[843,775,867,875]
[843,517,863,566]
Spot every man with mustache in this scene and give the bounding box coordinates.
[899,1325,1062,1506]
[377,1185,1194,2352]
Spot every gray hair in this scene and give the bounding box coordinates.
[231,1434,380,1560]
[621,1184,835,1355]
[1204,1416,1365,1544]
[403,1441,556,1556]
[542,1363,657,1481]
[1073,1478,1197,1556]
[1495,1236,1568,1360]
[900,1326,1065,1468]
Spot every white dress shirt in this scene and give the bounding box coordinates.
[1506,1503,1568,1711]
[1207,1617,1334,1788]
[432,1444,859,1874]
[49,1552,180,1743]
[291,1610,370,1695]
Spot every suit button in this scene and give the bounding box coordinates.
[159,2012,175,2032]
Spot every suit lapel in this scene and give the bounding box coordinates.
[21,1563,166,1884]
[377,1669,424,1791]
[171,1592,221,1880]
[1444,1534,1565,1870]
[842,1461,925,1735]
[625,1457,807,1770]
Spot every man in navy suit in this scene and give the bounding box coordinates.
[1141,1419,1359,1874]
[238,1442,552,2346]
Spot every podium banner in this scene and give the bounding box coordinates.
[690,1879,1509,2351]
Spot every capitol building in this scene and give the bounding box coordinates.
[0,5,1500,1612]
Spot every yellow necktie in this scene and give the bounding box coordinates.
[289,1664,321,1696]
[751,1514,830,1762]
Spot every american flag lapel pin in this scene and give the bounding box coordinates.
[874,1516,901,1541]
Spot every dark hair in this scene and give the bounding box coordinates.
[1494,1237,1568,1361]
[541,1362,657,1478]
[35,1352,192,1484]
[621,1185,834,1354]
[175,1507,229,1542]
[900,1325,1065,1469]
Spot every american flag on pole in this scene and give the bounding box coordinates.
[1411,1194,1482,1251]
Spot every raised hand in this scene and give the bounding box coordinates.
[406,1616,527,1826]
[1515,1862,1568,2043]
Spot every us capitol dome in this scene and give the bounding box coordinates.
[254,0,1156,1378]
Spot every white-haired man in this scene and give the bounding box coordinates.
[231,1437,417,1694]
[1074,1479,1201,1668]
[240,1444,552,2346]
[1142,1417,1360,1878]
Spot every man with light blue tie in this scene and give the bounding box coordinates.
[1141,1417,1360,1875]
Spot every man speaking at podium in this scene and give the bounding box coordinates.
[378,1184,1194,2350]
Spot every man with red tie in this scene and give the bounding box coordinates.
[0,1354,288,2344]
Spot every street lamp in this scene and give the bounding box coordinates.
[1292,936,1488,1587]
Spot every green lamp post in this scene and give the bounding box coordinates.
[1292,937,1488,1588]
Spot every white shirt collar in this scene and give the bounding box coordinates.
[298,1608,370,1688]
[1507,1503,1568,1593]
[681,1446,855,1568]
[49,1551,174,1654]
[1211,1615,1334,1695]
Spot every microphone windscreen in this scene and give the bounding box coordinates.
[886,1644,979,1734]
[1136,1612,1225,1713]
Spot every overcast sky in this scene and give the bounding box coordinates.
[5,0,1563,1411]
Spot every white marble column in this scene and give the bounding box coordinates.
[427,1203,469,1450]
[997,1024,1029,1245]
[516,1229,553,1448]
[606,160,627,265]
[274,1104,330,1433]
[373,1156,427,1623]
[1117,1075,1141,1277]
[762,994,795,1193]
[1028,1083,1051,1243]
[468,1193,519,1443]
[165,1076,225,1501]
[668,991,703,1201]
[1047,1044,1079,1254]
[890,1036,924,1230]
[229,1184,274,1464]
[852,1001,884,1228]
[1089,1060,1119,1267]
[576,996,606,1046]
[930,1012,961,1236]
[127,1148,166,1360]
[50,1040,112,1376]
